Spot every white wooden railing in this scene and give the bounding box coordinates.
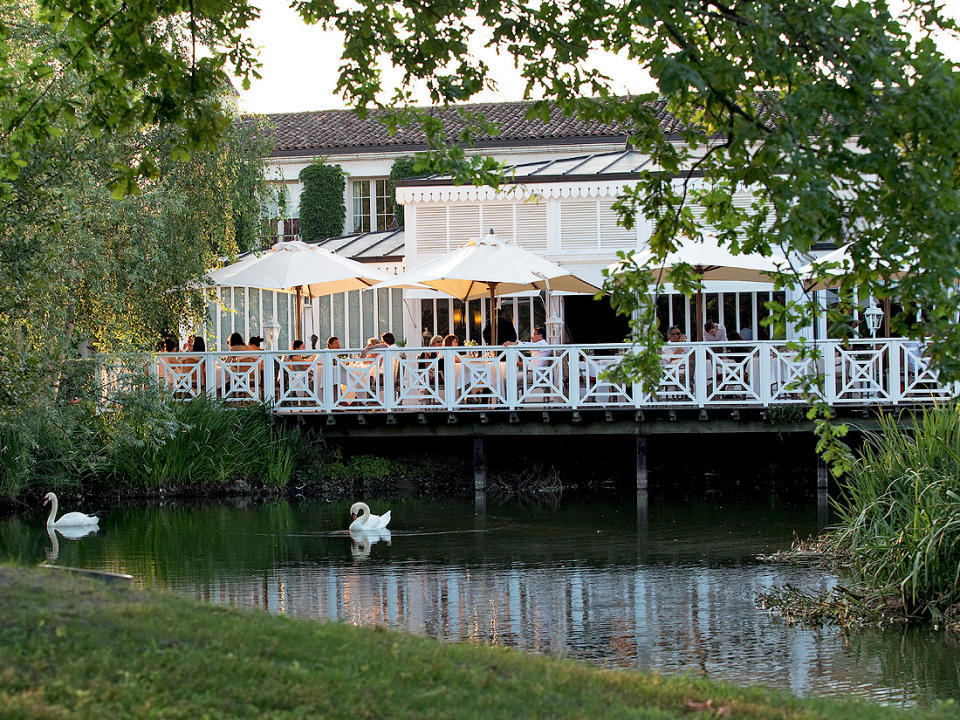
[147,339,955,414]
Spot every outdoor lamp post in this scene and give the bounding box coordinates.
[546,315,564,344]
[864,304,883,338]
[263,317,281,350]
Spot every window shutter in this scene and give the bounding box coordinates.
[481,203,514,243]
[598,203,636,249]
[560,200,598,251]
[448,205,481,249]
[416,206,447,255]
[516,202,547,252]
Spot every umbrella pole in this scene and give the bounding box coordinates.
[489,284,498,346]
[695,289,704,341]
[295,286,303,342]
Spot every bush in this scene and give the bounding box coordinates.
[829,405,960,622]
[0,368,305,503]
[389,156,420,227]
[298,161,345,241]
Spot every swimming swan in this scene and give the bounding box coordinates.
[43,492,99,528]
[349,501,390,531]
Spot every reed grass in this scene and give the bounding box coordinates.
[0,381,302,502]
[829,404,960,624]
[105,394,300,491]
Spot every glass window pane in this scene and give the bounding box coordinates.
[657,295,670,338]
[348,290,361,347]
[236,289,247,341]
[248,290,261,339]
[353,180,370,233]
[317,295,331,346]
[518,298,531,340]
[391,290,404,344]
[278,293,290,352]
[739,293,754,338]
[671,295,686,336]
[437,300,450,337]
[375,179,394,231]
[723,293,737,333]
[333,293,345,346]
[362,290,375,342]
[420,300,434,346]
[453,300,467,339]
[220,290,232,349]
[377,288,391,335]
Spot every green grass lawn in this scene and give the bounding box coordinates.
[0,567,956,720]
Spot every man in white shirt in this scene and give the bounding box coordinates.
[504,326,549,368]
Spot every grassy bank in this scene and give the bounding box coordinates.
[1,567,956,720]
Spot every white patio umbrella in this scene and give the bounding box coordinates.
[206,240,389,340]
[371,233,600,344]
[609,238,790,340]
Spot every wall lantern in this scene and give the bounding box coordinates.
[263,316,281,350]
[864,304,883,338]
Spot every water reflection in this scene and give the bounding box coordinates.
[2,496,958,707]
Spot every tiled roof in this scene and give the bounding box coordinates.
[254,99,686,157]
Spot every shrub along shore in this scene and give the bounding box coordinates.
[0,384,472,508]
[760,405,960,634]
[3,566,958,720]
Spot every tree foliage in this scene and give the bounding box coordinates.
[0,0,262,200]
[291,0,960,472]
[0,5,270,417]
[299,162,346,241]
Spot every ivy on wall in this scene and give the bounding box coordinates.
[299,161,346,241]
[388,157,420,228]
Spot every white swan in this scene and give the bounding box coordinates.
[349,501,390,531]
[43,492,99,528]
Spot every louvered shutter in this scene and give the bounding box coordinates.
[517,202,547,252]
[416,206,447,254]
[448,205,481,249]
[599,202,637,249]
[481,203,515,243]
[560,200,598,251]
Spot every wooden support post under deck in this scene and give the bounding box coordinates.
[473,436,486,493]
[817,488,829,529]
[636,435,648,491]
[816,456,829,490]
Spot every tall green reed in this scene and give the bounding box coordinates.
[0,370,303,502]
[831,404,960,622]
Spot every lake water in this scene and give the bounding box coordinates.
[4,494,959,707]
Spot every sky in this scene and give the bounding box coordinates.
[234,2,960,116]
[232,3,655,114]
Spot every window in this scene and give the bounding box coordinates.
[353,179,395,233]
[282,218,300,241]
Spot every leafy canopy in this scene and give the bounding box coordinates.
[291,0,960,472]
[0,0,261,199]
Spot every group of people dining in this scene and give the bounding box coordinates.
[155,310,552,403]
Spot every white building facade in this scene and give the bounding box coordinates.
[211,101,830,351]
